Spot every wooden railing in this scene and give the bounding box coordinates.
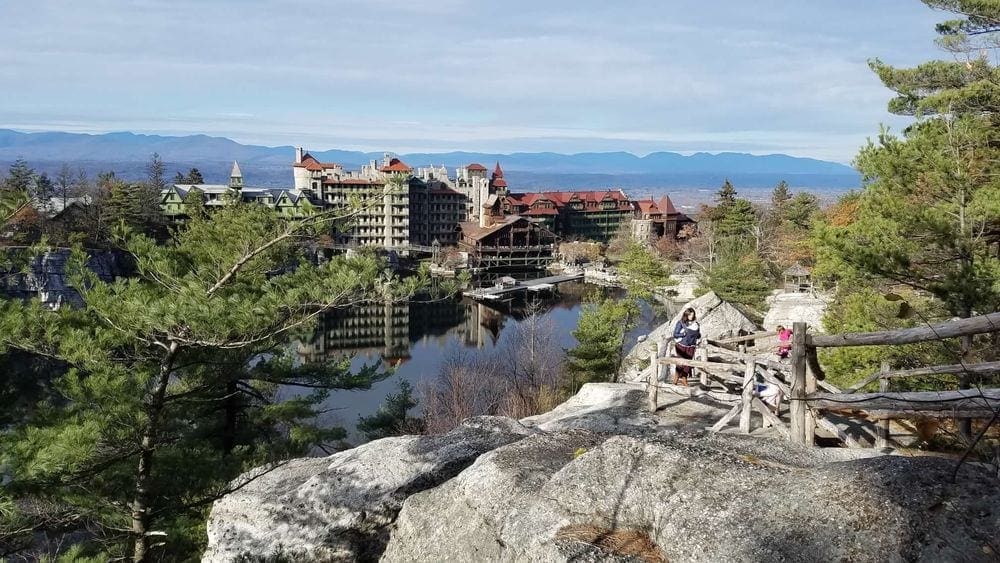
[642,312,1000,448]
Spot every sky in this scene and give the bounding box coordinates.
[0,1,948,163]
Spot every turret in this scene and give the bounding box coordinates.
[229,161,244,190]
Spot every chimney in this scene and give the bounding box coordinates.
[478,183,490,228]
[295,147,304,164]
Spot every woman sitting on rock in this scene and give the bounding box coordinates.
[672,308,701,386]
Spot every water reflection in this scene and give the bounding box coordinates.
[293,281,673,443]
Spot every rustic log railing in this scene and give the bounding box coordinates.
[642,312,1000,448]
[789,314,1000,446]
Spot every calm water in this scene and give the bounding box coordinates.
[290,281,675,443]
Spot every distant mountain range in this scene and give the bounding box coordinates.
[0,129,860,191]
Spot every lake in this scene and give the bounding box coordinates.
[291,281,676,444]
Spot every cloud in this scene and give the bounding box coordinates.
[0,0,945,161]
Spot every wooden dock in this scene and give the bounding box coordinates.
[463,273,584,301]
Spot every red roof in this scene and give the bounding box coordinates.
[523,207,559,216]
[466,163,487,171]
[636,200,658,213]
[634,196,679,216]
[657,196,678,215]
[296,154,324,171]
[380,158,413,173]
[293,153,340,171]
[491,178,508,188]
[492,162,504,177]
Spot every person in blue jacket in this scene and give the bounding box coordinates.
[672,308,700,386]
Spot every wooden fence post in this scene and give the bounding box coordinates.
[805,358,817,446]
[876,360,890,449]
[789,322,808,444]
[697,347,709,387]
[647,342,661,412]
[740,358,754,434]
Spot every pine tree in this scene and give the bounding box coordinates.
[186,168,204,184]
[146,153,166,192]
[4,158,35,193]
[33,172,55,203]
[815,0,1000,433]
[771,180,791,209]
[565,297,638,391]
[0,201,449,560]
[716,178,737,204]
[357,380,423,440]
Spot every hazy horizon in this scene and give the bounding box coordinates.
[0,1,945,163]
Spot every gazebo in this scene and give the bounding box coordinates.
[783,263,812,292]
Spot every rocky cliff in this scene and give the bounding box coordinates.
[203,383,1000,562]
[0,249,129,308]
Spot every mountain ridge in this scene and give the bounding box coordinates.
[0,129,860,190]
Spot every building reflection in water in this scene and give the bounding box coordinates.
[296,297,519,366]
[295,281,605,367]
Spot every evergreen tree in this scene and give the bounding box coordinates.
[0,202,447,560]
[815,0,1000,433]
[782,192,819,230]
[702,252,772,310]
[616,238,674,300]
[173,171,185,184]
[820,1,1000,320]
[357,380,423,440]
[4,158,35,193]
[565,297,638,391]
[771,180,791,209]
[186,168,204,184]
[146,153,166,192]
[33,172,55,203]
[716,178,737,204]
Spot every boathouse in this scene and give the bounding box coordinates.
[458,216,558,271]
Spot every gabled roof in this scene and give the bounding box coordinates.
[380,158,413,173]
[657,196,678,215]
[294,153,340,171]
[783,263,811,277]
[459,215,555,242]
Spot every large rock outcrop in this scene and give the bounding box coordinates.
[0,249,129,308]
[763,290,831,333]
[619,291,758,382]
[204,383,1000,562]
[383,431,998,562]
[202,417,531,562]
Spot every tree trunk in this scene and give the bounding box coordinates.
[959,332,973,439]
[223,378,238,457]
[132,340,179,563]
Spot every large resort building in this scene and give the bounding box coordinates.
[161,148,694,262]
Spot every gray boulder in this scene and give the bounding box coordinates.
[202,416,532,562]
[620,291,758,382]
[763,291,832,333]
[384,432,1000,562]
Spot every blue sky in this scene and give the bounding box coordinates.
[0,1,946,162]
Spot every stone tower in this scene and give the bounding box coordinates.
[229,161,244,190]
